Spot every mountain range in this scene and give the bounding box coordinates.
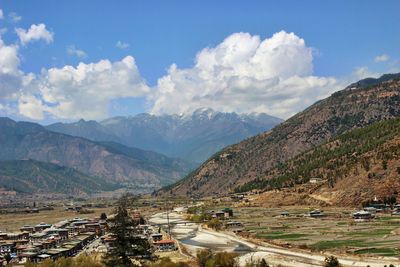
[46,109,283,163]
[0,159,118,195]
[0,118,193,195]
[159,73,400,198]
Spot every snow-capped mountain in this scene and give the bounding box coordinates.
[47,108,283,163]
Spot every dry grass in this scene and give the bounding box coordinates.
[0,206,112,232]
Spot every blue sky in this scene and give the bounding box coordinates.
[0,0,399,122]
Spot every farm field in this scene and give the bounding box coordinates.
[223,205,400,257]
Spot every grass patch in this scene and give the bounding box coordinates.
[257,232,307,240]
[379,216,400,221]
[311,239,368,250]
[354,248,399,256]
[245,226,269,231]
[346,228,393,237]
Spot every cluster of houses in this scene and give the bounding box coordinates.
[0,217,106,266]
[0,208,183,266]
[352,203,400,221]
[210,208,234,219]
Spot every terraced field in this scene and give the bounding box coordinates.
[209,204,400,257]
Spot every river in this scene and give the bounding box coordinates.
[148,208,400,267]
[148,209,253,254]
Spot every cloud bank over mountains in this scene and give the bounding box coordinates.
[150,31,339,118]
[0,12,377,121]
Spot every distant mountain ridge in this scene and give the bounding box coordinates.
[46,108,283,163]
[159,74,400,197]
[0,159,118,195]
[0,118,193,194]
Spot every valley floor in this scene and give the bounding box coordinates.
[149,203,400,266]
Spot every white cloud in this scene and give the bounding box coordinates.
[2,30,388,121]
[1,30,149,120]
[0,37,24,98]
[374,54,389,63]
[116,41,129,49]
[0,36,37,119]
[149,31,339,119]
[33,56,150,120]
[353,66,380,80]
[0,9,3,19]
[66,45,87,58]
[9,12,22,23]
[16,23,54,45]
[18,94,45,120]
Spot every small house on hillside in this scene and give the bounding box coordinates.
[151,233,162,242]
[308,210,324,218]
[153,239,176,251]
[222,208,233,217]
[353,210,374,221]
[213,211,225,219]
[309,178,324,184]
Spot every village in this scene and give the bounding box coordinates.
[1,190,400,266]
[0,202,181,266]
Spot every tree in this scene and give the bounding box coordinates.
[100,212,108,220]
[211,252,239,267]
[382,160,388,170]
[196,249,213,267]
[147,258,189,267]
[259,259,269,267]
[102,195,152,267]
[324,256,341,267]
[73,254,104,267]
[245,258,270,267]
[24,255,104,267]
[206,218,222,231]
[4,253,12,265]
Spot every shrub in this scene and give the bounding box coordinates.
[324,256,341,267]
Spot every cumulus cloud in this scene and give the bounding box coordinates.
[0,36,37,118]
[116,41,129,49]
[18,94,45,120]
[9,12,22,23]
[1,30,370,121]
[149,31,339,119]
[66,45,87,58]
[0,37,24,98]
[33,56,150,120]
[16,23,53,45]
[374,54,389,62]
[353,66,380,80]
[1,29,149,120]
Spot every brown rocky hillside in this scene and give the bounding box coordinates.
[159,74,400,197]
[245,117,400,207]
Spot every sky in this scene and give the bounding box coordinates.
[0,0,399,123]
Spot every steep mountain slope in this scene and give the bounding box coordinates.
[238,117,400,206]
[0,118,193,193]
[47,119,121,144]
[0,159,118,195]
[160,74,400,197]
[46,109,283,163]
